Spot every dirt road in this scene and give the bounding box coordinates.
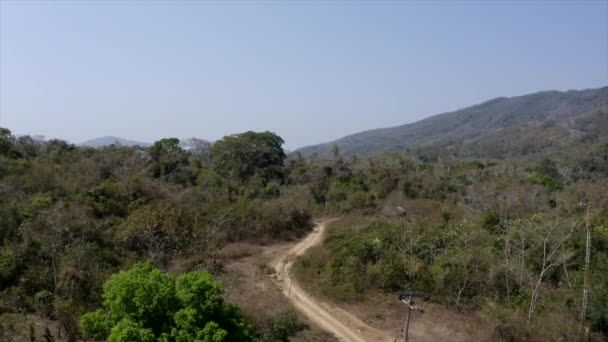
[269,219,392,342]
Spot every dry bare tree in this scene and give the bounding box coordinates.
[507,215,577,322]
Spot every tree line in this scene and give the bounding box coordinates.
[1,124,608,340]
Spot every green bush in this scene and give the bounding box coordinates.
[87,177,130,218]
[480,211,502,234]
[80,262,253,341]
[23,195,53,218]
[211,131,286,183]
[589,252,608,334]
[264,181,281,199]
[529,174,563,191]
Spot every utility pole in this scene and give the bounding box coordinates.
[396,291,428,342]
[580,201,591,336]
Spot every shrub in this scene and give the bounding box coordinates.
[529,174,563,191]
[80,262,253,341]
[257,311,305,342]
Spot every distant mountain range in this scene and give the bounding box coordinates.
[80,136,151,148]
[297,86,608,158]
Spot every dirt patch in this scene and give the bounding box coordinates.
[0,313,65,342]
[269,219,393,342]
[220,242,292,318]
[219,240,337,341]
[336,295,494,342]
[218,242,264,260]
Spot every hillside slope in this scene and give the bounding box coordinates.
[297,86,608,157]
[80,136,150,148]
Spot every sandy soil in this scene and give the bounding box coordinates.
[220,240,337,341]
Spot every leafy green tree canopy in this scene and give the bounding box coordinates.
[148,138,190,183]
[80,262,252,342]
[0,127,14,156]
[211,131,286,182]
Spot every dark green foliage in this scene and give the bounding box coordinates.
[481,211,502,234]
[590,256,608,333]
[311,179,330,204]
[212,131,286,182]
[87,177,130,218]
[0,129,313,339]
[0,128,14,156]
[589,225,608,334]
[309,161,376,212]
[148,138,191,184]
[401,179,419,199]
[3,120,608,341]
[0,243,24,289]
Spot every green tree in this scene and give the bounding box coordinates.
[80,262,252,341]
[197,169,237,202]
[589,225,608,334]
[211,131,286,182]
[148,138,191,183]
[87,177,130,218]
[0,127,13,156]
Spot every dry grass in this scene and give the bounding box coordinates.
[219,240,337,341]
[218,242,263,261]
[0,314,65,342]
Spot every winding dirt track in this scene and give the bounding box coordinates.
[269,219,392,342]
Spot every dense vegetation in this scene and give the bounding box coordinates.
[0,128,311,341]
[1,97,608,341]
[295,137,608,340]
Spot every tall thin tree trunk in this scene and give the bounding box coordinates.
[562,243,572,289]
[528,275,543,322]
[504,238,511,299]
[520,237,525,285]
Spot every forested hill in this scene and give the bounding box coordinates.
[297,86,608,158]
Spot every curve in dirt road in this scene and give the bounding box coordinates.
[269,219,392,342]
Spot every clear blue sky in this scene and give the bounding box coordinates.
[1,1,607,149]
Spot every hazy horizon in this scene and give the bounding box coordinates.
[1,1,607,150]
